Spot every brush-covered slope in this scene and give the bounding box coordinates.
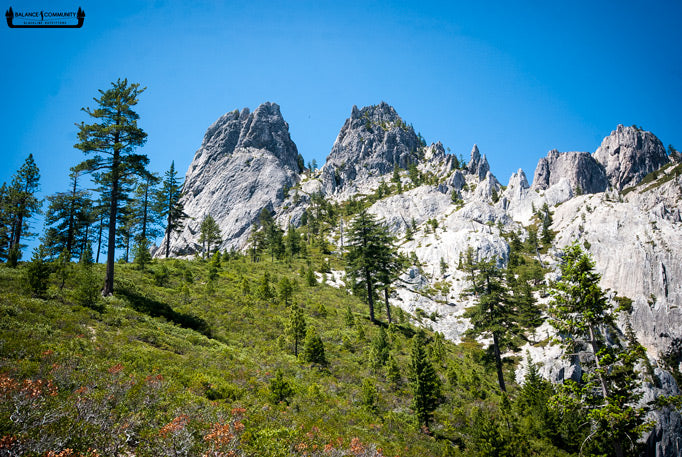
[2,252,594,457]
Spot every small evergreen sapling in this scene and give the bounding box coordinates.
[302,326,327,366]
[278,277,293,306]
[133,238,152,270]
[25,245,50,297]
[269,369,294,405]
[287,304,306,357]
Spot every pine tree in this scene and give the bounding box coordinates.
[4,154,41,260]
[132,171,161,243]
[386,355,402,387]
[410,331,441,429]
[248,226,266,262]
[75,78,148,295]
[79,243,94,265]
[287,303,306,357]
[508,267,543,335]
[392,164,403,193]
[540,202,554,245]
[73,257,101,311]
[305,266,317,287]
[257,208,284,261]
[155,161,188,258]
[548,243,652,457]
[408,162,420,186]
[463,258,520,392]
[344,304,355,327]
[514,359,569,447]
[278,277,293,306]
[302,326,327,366]
[256,271,274,301]
[42,168,92,260]
[374,227,404,324]
[25,244,50,297]
[199,214,222,258]
[284,223,301,260]
[269,369,294,405]
[346,210,395,324]
[116,195,136,263]
[370,327,390,368]
[54,248,70,290]
[360,378,378,411]
[133,238,152,270]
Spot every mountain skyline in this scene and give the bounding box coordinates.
[2,2,681,195]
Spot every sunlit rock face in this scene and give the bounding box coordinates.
[594,124,669,190]
[156,102,301,257]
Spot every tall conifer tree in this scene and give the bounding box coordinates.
[463,258,520,392]
[75,78,148,295]
[410,331,441,429]
[156,161,187,258]
[549,243,652,457]
[199,214,222,258]
[346,210,397,324]
[3,154,41,262]
[43,168,93,259]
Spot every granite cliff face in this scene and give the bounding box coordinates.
[321,102,422,196]
[594,124,669,190]
[531,149,608,194]
[156,102,301,256]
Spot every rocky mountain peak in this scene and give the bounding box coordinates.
[510,168,529,188]
[322,102,422,194]
[188,102,299,186]
[467,144,490,180]
[593,124,668,190]
[531,149,608,194]
[156,102,301,257]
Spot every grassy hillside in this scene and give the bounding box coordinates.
[1,249,582,456]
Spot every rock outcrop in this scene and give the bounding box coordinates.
[321,102,422,195]
[594,124,669,190]
[531,149,608,194]
[467,144,490,181]
[156,102,301,256]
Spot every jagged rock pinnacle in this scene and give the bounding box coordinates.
[321,102,422,194]
[156,102,301,257]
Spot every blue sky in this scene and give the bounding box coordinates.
[2,1,681,252]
